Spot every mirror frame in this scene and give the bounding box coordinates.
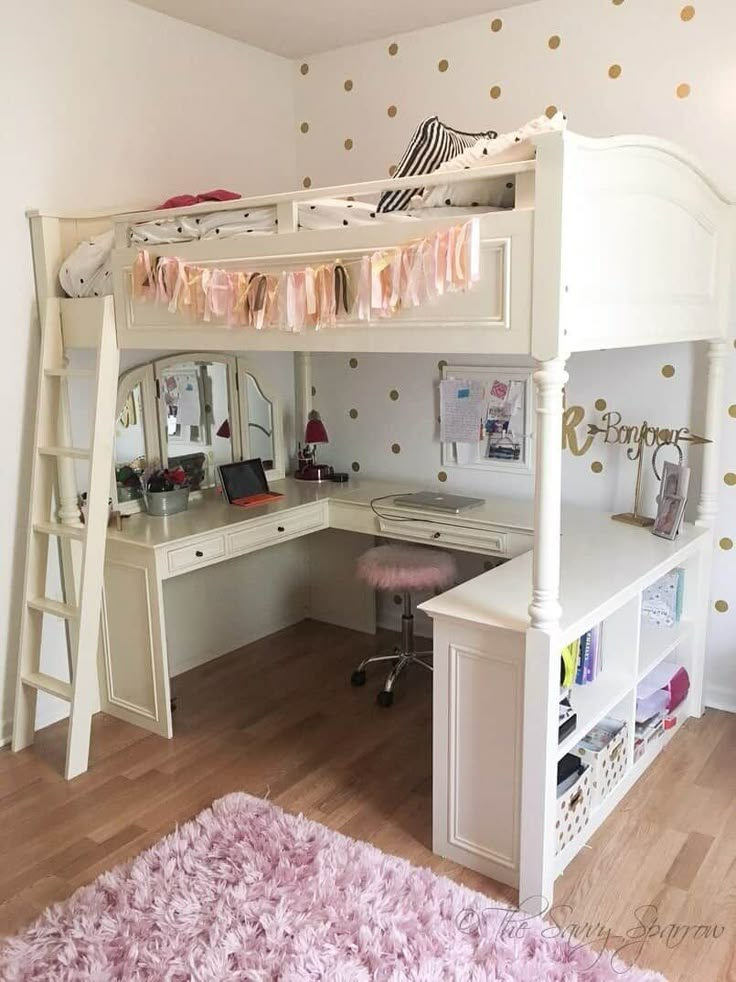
[113,353,285,514]
[237,359,285,482]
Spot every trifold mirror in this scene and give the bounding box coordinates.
[114,354,284,512]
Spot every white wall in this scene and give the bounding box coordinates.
[0,0,297,741]
[294,0,736,707]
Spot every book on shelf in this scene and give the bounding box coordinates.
[565,623,604,687]
[642,568,685,627]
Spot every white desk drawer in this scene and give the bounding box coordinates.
[378,517,507,556]
[227,503,327,556]
[167,535,226,574]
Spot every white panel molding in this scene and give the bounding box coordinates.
[447,640,523,870]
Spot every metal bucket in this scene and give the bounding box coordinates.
[143,488,190,517]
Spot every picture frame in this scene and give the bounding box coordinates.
[652,493,686,540]
[659,460,690,501]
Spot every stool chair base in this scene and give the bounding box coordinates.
[350,592,432,707]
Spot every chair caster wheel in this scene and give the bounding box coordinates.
[351,670,367,687]
[377,690,394,708]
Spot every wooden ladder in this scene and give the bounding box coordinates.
[12,298,119,779]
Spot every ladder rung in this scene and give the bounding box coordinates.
[27,597,79,619]
[33,521,86,541]
[38,446,90,460]
[44,368,95,379]
[21,672,72,701]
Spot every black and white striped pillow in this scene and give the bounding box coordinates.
[377,117,498,213]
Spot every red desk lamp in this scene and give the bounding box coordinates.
[296,410,334,482]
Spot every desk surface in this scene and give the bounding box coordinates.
[108,478,537,549]
[420,517,708,642]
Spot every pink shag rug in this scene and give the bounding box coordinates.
[0,793,664,981]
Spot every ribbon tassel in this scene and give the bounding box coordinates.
[131,218,480,329]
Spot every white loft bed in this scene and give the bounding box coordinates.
[16,128,733,908]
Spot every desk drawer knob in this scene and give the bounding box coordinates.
[195,550,204,558]
[433,532,441,539]
[277,526,285,533]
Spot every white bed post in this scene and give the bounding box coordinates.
[696,338,728,528]
[519,355,568,911]
[688,337,728,717]
[294,351,313,440]
[29,214,83,682]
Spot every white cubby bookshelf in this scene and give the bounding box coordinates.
[423,512,710,902]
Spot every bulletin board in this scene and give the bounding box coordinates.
[440,365,534,475]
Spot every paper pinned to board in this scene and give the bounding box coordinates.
[175,372,202,426]
[440,378,484,443]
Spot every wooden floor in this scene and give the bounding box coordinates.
[0,620,734,981]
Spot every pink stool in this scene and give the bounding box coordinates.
[351,544,457,707]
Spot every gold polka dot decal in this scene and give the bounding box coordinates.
[300,63,309,76]
[393,594,402,605]
[351,461,361,473]
[300,122,309,134]
[391,443,401,454]
[344,79,353,92]
[720,537,733,551]
[729,406,736,418]
[388,42,399,56]
[612,0,624,6]
[725,473,736,486]
[438,470,448,482]
[491,17,503,32]
[595,398,607,411]
[388,165,397,177]
[661,364,675,378]
[387,105,398,118]
[344,138,353,151]
[349,357,358,368]
[591,461,604,474]
[348,409,358,420]
[715,600,729,613]
[490,85,502,100]
[681,5,695,21]
[545,105,558,119]
[438,59,449,73]
[676,83,691,99]
[548,35,561,50]
[302,177,312,189]
[389,390,399,402]
[609,64,622,79]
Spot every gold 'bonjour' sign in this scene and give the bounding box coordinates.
[563,406,712,527]
[563,407,711,459]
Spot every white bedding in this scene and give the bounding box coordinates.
[60,198,502,298]
[129,197,416,245]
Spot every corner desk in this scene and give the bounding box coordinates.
[98,477,708,900]
[99,477,535,740]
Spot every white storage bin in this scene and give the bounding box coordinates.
[556,764,592,854]
[634,717,665,762]
[573,717,628,808]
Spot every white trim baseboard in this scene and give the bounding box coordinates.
[704,686,736,714]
